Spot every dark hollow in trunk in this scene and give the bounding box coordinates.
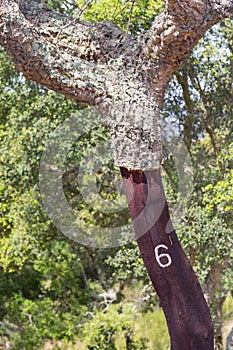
[120,167,214,350]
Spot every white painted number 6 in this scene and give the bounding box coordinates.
[154,244,172,268]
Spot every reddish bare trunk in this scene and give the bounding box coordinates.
[120,167,214,350]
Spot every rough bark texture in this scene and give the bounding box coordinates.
[0,0,233,169]
[120,168,214,350]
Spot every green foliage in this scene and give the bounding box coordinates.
[77,0,164,33]
[47,0,164,33]
[82,304,148,349]
[176,205,232,283]
[0,47,93,348]
[202,143,233,219]
[164,19,232,150]
[137,308,169,350]
[4,294,85,349]
[106,242,146,283]
[223,293,233,320]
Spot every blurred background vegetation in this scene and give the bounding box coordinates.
[0,0,232,349]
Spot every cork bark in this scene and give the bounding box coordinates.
[1,0,232,169]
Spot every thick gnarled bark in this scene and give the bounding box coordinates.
[1,0,233,169]
[0,0,130,104]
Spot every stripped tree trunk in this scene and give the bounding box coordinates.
[121,168,214,349]
[1,1,233,349]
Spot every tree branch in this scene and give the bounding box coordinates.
[0,0,133,104]
[140,0,233,91]
[1,0,232,104]
[1,0,232,171]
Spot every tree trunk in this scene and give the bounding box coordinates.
[227,328,233,350]
[204,261,229,348]
[213,295,225,350]
[120,167,214,350]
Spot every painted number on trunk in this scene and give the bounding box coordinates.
[154,244,172,268]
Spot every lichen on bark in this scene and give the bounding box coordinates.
[0,0,233,170]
